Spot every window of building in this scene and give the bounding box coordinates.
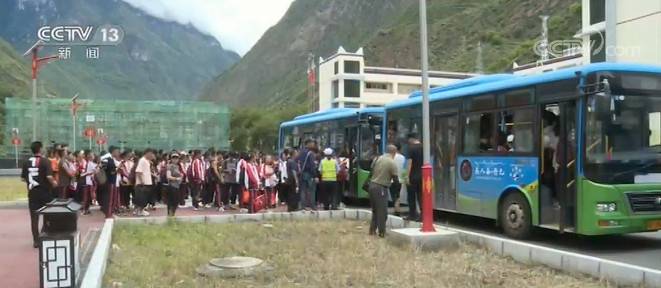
[344,80,361,98]
[364,82,392,93]
[332,102,339,108]
[344,102,361,108]
[590,0,605,25]
[344,60,360,74]
[366,105,382,108]
[398,84,422,95]
[332,80,339,98]
[497,108,534,153]
[464,113,494,153]
[334,61,339,75]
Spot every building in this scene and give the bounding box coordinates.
[579,0,661,65]
[317,47,475,111]
[4,98,230,155]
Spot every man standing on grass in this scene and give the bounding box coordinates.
[21,141,57,248]
[368,144,399,238]
[134,149,155,216]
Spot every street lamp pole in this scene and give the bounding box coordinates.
[71,93,80,152]
[419,0,435,232]
[23,40,59,142]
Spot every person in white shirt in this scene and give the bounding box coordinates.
[391,144,406,216]
[134,149,155,216]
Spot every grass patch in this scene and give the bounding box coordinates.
[105,220,609,287]
[0,177,26,202]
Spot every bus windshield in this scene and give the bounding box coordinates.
[585,73,661,184]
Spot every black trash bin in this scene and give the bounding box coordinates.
[37,198,81,288]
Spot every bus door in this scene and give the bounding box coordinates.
[539,101,577,231]
[433,113,458,210]
[345,126,359,198]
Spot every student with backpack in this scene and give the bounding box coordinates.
[165,152,183,216]
[178,151,190,206]
[223,152,240,209]
[80,151,99,215]
[118,151,134,211]
[189,150,205,210]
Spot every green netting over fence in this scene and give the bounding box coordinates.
[4,98,230,154]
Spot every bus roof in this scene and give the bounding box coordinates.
[408,73,517,98]
[386,62,661,110]
[281,107,384,128]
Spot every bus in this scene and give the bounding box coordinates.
[279,108,384,200]
[385,62,661,238]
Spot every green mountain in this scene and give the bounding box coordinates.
[0,37,31,100]
[0,0,240,101]
[202,0,580,108]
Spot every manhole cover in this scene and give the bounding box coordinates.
[209,256,264,269]
[197,256,272,279]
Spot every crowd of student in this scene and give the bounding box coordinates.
[25,139,350,219]
[22,135,420,246]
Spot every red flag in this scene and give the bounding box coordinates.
[307,67,316,85]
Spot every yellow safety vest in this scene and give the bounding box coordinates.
[320,158,337,182]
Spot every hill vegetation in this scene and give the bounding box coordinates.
[206,0,581,152]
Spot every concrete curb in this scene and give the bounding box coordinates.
[90,209,661,287]
[0,199,28,209]
[80,218,114,288]
[447,226,661,287]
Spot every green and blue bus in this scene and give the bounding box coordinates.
[385,62,661,238]
[278,108,384,200]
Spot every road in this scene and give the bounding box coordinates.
[432,210,661,270]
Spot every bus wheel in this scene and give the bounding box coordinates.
[500,193,532,239]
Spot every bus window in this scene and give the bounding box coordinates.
[464,113,494,153]
[359,125,380,169]
[497,108,534,153]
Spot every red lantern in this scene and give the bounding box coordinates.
[83,127,96,139]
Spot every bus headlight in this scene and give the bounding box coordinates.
[596,203,617,212]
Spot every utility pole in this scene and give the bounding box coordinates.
[475,41,484,74]
[23,40,59,142]
[419,0,435,232]
[540,15,550,62]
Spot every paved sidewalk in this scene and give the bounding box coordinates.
[0,202,287,287]
[0,208,105,288]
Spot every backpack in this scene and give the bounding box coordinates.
[159,162,168,183]
[95,165,107,185]
[128,162,137,185]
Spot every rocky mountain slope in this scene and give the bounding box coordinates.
[0,0,240,100]
[202,0,580,108]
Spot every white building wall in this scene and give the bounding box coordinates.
[317,47,474,111]
[581,0,661,65]
[614,0,661,64]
